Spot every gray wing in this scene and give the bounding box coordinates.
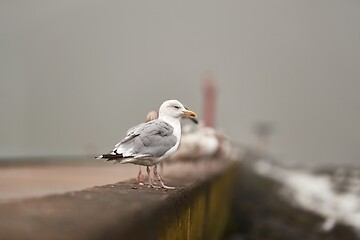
[114,119,177,158]
[114,122,147,148]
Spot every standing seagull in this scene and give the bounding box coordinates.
[137,109,198,184]
[96,100,197,189]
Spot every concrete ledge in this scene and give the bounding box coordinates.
[0,162,238,240]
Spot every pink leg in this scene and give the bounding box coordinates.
[137,166,144,185]
[147,166,159,188]
[154,165,175,190]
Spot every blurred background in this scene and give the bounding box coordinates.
[1,0,360,168]
[1,1,360,239]
[1,1,360,168]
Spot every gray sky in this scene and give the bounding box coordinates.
[1,1,359,167]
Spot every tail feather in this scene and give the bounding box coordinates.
[95,153,123,160]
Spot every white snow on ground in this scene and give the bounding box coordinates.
[254,160,360,232]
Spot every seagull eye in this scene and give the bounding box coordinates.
[173,105,180,109]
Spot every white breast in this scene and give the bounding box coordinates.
[157,116,181,161]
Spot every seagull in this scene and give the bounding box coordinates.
[96,100,197,189]
[169,123,220,163]
[136,108,198,184]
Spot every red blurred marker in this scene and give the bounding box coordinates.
[203,76,216,128]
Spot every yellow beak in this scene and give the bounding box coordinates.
[182,109,197,118]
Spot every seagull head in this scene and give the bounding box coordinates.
[158,100,197,119]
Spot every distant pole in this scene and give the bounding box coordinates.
[203,75,216,128]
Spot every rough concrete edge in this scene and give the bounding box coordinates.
[125,164,238,240]
[112,163,239,240]
[0,162,239,240]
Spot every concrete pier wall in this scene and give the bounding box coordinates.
[0,163,238,240]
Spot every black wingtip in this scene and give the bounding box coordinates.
[98,153,124,160]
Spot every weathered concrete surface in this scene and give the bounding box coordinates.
[0,161,139,201]
[0,161,237,240]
